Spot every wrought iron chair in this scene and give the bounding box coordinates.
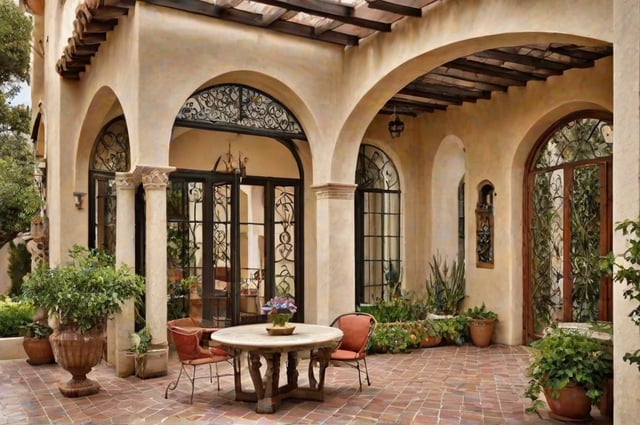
[329,312,377,391]
[167,317,220,347]
[164,326,232,403]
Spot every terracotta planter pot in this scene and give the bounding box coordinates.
[50,325,105,397]
[419,334,442,348]
[543,382,592,422]
[22,337,55,365]
[468,318,495,347]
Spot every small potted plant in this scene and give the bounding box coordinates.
[418,319,443,348]
[524,327,613,421]
[20,320,54,365]
[22,245,144,397]
[465,303,497,347]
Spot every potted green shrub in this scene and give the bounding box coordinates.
[465,303,498,347]
[22,245,144,397]
[524,327,613,421]
[20,320,54,365]
[125,326,167,379]
[418,318,443,348]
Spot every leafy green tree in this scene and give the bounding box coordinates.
[0,0,39,247]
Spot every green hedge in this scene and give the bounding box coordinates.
[0,297,34,337]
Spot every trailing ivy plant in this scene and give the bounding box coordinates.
[600,218,640,370]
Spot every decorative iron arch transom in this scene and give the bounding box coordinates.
[90,116,130,172]
[176,84,306,140]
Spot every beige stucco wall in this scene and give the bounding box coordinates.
[170,129,300,178]
[36,0,640,417]
[361,57,613,345]
[613,0,640,422]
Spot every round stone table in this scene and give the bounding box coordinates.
[211,323,343,413]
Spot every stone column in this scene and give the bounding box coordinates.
[311,183,357,325]
[142,168,171,346]
[613,0,640,421]
[111,173,138,377]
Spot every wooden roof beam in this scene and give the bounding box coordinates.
[450,58,546,83]
[248,0,392,31]
[408,81,492,100]
[365,0,422,17]
[398,87,464,105]
[473,49,576,72]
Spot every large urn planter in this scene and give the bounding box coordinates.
[21,246,145,398]
[543,383,592,422]
[51,325,105,397]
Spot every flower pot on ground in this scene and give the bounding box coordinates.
[22,245,144,397]
[20,321,54,365]
[418,319,443,348]
[126,327,167,379]
[465,303,498,347]
[524,327,613,421]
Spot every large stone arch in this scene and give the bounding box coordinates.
[60,86,129,256]
[136,69,320,178]
[331,0,613,182]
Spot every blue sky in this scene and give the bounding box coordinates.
[9,81,31,107]
[8,1,31,107]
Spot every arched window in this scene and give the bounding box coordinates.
[355,144,401,305]
[458,177,465,262]
[89,116,130,254]
[524,112,612,341]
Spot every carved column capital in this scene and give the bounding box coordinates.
[115,173,138,190]
[141,168,170,190]
[311,182,357,200]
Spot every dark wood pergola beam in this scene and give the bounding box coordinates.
[390,98,447,111]
[451,58,546,83]
[549,45,612,61]
[365,0,422,17]
[408,81,492,100]
[430,67,510,92]
[398,87,464,105]
[474,49,582,72]
[249,0,392,32]
[142,0,359,45]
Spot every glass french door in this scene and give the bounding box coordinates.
[524,114,613,341]
[167,172,301,327]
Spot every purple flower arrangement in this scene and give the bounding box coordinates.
[262,296,297,314]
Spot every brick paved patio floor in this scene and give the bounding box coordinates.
[0,344,612,424]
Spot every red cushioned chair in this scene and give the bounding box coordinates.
[329,312,377,391]
[167,317,219,347]
[164,326,232,403]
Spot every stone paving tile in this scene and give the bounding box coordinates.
[0,344,613,425]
